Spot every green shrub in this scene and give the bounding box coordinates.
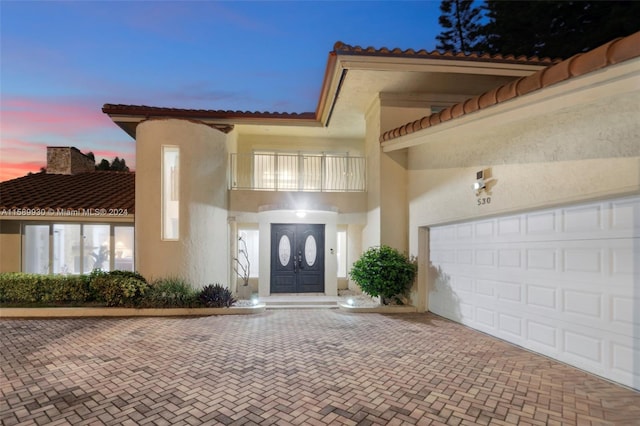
[0,273,91,304]
[105,270,148,284]
[198,283,236,308]
[140,277,198,308]
[88,270,148,307]
[349,245,417,305]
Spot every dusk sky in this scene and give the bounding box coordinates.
[0,1,444,181]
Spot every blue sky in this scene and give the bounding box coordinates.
[1,0,444,180]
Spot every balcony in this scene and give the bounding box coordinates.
[229,152,366,192]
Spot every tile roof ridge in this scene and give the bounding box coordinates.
[333,41,559,65]
[379,31,640,144]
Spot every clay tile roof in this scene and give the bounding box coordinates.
[102,104,316,122]
[333,41,558,66]
[0,172,135,214]
[380,31,640,144]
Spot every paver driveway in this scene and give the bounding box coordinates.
[1,311,639,426]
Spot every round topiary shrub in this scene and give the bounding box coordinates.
[349,245,417,305]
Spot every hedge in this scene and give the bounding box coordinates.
[0,273,91,304]
[0,272,237,309]
[0,271,149,306]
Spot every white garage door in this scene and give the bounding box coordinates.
[429,195,639,390]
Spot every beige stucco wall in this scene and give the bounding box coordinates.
[407,90,640,235]
[0,221,21,272]
[135,118,229,287]
[236,133,364,156]
[363,100,382,250]
[229,190,366,215]
[363,95,437,252]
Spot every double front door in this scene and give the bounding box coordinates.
[270,224,324,293]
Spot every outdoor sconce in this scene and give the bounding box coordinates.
[473,170,486,192]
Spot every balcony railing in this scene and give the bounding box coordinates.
[229,153,366,192]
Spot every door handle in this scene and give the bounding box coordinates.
[298,252,303,270]
[293,257,298,273]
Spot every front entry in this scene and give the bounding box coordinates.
[270,224,325,293]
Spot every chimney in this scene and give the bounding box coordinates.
[46,147,95,175]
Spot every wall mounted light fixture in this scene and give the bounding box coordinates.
[473,170,486,191]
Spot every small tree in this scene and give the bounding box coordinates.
[233,236,250,288]
[349,245,417,305]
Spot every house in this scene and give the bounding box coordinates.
[0,147,135,274]
[2,32,639,389]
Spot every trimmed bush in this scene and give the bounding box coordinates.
[88,270,149,307]
[140,277,198,308]
[0,273,91,304]
[349,245,417,305]
[198,283,236,308]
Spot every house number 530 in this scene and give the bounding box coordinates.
[477,197,491,206]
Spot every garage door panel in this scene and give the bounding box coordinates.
[428,195,639,390]
[610,198,640,231]
[497,216,522,236]
[474,220,495,238]
[563,204,603,233]
[527,319,558,350]
[527,284,558,310]
[497,249,521,267]
[562,289,603,318]
[498,313,524,340]
[610,296,640,334]
[496,280,523,303]
[563,330,604,366]
[610,337,640,385]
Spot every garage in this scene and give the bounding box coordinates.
[428,195,639,390]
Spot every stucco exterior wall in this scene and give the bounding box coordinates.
[407,90,640,243]
[236,134,364,156]
[0,221,21,272]
[135,118,229,287]
[364,95,435,252]
[229,191,366,215]
[362,100,382,250]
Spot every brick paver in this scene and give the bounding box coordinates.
[1,311,639,425]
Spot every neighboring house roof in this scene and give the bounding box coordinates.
[379,31,640,143]
[0,172,135,214]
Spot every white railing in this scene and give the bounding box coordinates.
[229,153,366,192]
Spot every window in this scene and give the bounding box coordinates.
[83,225,110,273]
[53,224,81,274]
[22,223,134,274]
[114,226,135,271]
[238,229,259,278]
[162,146,180,240]
[24,225,49,273]
[336,230,347,278]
